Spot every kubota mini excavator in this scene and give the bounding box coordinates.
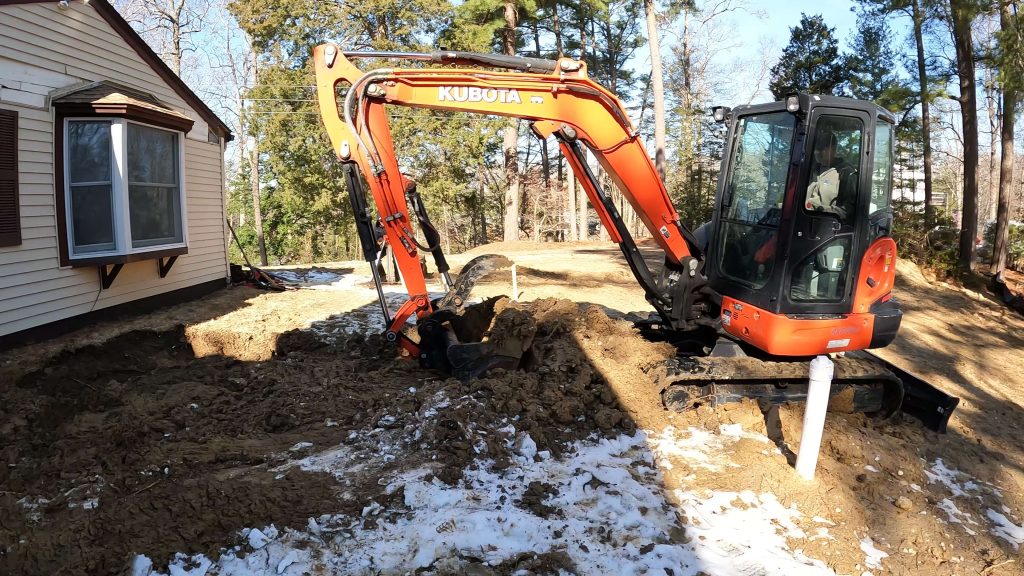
[312,44,958,431]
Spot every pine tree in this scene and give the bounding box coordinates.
[992,0,1022,276]
[949,0,983,272]
[768,14,851,99]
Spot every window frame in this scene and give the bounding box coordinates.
[716,111,797,291]
[59,116,188,266]
[869,120,894,215]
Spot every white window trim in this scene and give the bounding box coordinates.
[63,117,189,261]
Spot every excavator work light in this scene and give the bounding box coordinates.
[786,94,801,113]
[711,106,730,123]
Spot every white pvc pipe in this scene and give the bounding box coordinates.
[795,355,835,480]
[511,263,518,301]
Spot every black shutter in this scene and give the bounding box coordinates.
[0,108,20,247]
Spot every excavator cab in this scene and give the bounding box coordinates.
[706,94,902,357]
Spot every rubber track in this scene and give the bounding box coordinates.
[657,355,899,387]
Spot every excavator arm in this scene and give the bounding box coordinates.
[313,43,709,357]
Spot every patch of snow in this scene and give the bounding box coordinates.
[288,442,313,452]
[859,536,888,570]
[276,550,298,574]
[246,527,271,550]
[130,555,153,576]
[717,423,769,443]
[419,391,451,419]
[144,430,834,576]
[925,459,975,498]
[924,459,1013,538]
[674,489,832,575]
[515,433,537,460]
[647,426,748,471]
[986,509,1024,549]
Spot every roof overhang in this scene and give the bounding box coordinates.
[51,80,195,133]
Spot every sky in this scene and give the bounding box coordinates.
[638,0,881,105]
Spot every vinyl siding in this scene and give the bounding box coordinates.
[0,2,228,339]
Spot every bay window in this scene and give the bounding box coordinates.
[62,118,185,262]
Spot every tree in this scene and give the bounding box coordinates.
[768,14,850,98]
[114,0,209,77]
[948,0,982,272]
[858,0,942,225]
[992,0,1022,276]
[644,0,668,181]
[911,0,939,225]
[848,11,913,107]
[502,2,523,242]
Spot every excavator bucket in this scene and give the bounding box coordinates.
[435,254,514,311]
[416,255,531,380]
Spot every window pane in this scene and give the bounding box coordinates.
[70,184,115,251]
[128,123,178,185]
[804,116,863,223]
[871,122,893,214]
[791,237,851,302]
[130,185,182,247]
[127,123,181,248]
[725,112,794,227]
[68,121,111,184]
[717,112,795,289]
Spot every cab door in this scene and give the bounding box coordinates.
[782,108,871,316]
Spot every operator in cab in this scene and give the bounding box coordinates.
[805,129,857,222]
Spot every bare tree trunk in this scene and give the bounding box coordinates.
[577,176,587,240]
[565,173,577,241]
[247,48,268,266]
[249,146,268,266]
[643,0,667,181]
[502,1,521,242]
[951,1,979,272]
[911,0,935,225]
[169,0,183,76]
[478,167,488,245]
[985,66,1001,221]
[992,2,1017,276]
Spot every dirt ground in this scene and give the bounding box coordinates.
[2,241,1024,575]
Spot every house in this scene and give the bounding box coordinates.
[0,0,233,347]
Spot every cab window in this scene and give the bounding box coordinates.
[717,111,795,289]
[803,116,863,223]
[870,121,893,214]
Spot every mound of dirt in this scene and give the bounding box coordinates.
[0,327,426,575]
[385,298,671,485]
[1,297,672,575]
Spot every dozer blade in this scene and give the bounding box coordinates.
[856,351,959,433]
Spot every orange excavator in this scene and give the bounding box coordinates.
[312,44,958,431]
